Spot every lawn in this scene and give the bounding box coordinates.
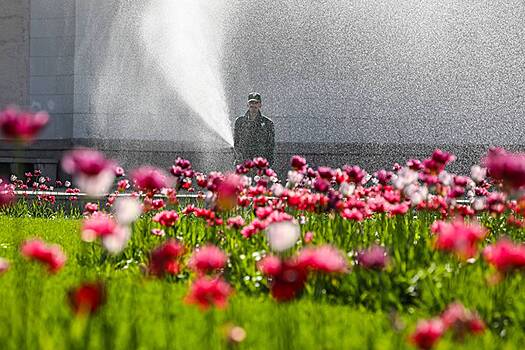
[0,212,524,350]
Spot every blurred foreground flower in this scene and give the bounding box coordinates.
[258,244,347,302]
[68,281,106,315]
[409,318,444,350]
[0,258,9,275]
[0,107,49,144]
[258,256,308,302]
[441,302,485,339]
[0,182,15,207]
[483,147,525,191]
[297,245,348,273]
[483,238,525,273]
[189,245,227,275]
[113,197,142,225]
[431,219,487,259]
[409,302,485,349]
[131,166,170,194]
[21,238,66,273]
[265,220,300,252]
[214,173,243,211]
[81,213,130,254]
[223,323,247,345]
[62,148,115,197]
[149,240,185,277]
[357,245,389,270]
[185,276,233,310]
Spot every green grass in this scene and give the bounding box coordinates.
[0,215,525,349]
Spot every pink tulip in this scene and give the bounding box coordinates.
[0,107,49,143]
[297,245,348,273]
[441,302,485,337]
[81,213,130,254]
[62,148,114,177]
[0,182,15,207]
[189,245,227,274]
[61,148,116,197]
[185,276,233,310]
[431,219,487,259]
[483,239,525,272]
[0,258,9,275]
[152,210,179,227]
[131,166,170,193]
[357,245,389,270]
[226,216,245,229]
[483,147,525,190]
[21,239,66,273]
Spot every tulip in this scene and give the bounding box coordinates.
[21,239,66,273]
[265,220,300,252]
[68,281,106,315]
[130,166,170,193]
[62,148,116,197]
[357,245,389,270]
[409,318,444,349]
[0,258,9,275]
[149,240,185,277]
[0,107,49,143]
[152,210,179,227]
[184,276,232,310]
[297,245,348,273]
[189,245,227,274]
[483,239,525,272]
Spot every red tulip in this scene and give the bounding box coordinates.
[149,240,185,277]
[290,155,307,171]
[409,318,444,349]
[258,256,308,302]
[68,281,106,315]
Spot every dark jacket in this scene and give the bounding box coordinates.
[234,111,275,165]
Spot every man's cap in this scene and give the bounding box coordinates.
[248,92,261,102]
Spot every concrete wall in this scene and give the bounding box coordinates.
[29,0,75,140]
[0,0,30,108]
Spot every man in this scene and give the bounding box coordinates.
[233,92,275,166]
